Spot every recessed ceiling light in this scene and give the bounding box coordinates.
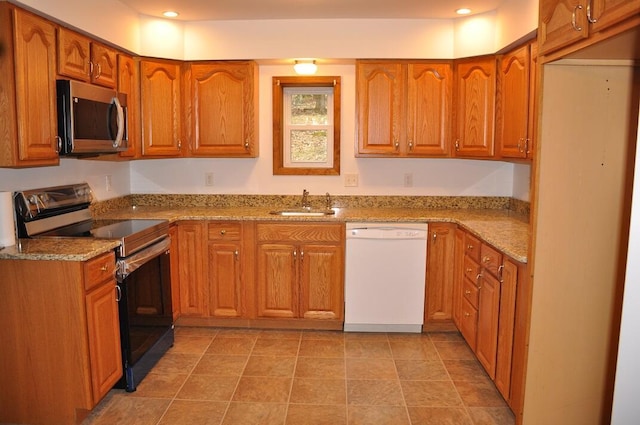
[162,11,179,18]
[456,8,472,15]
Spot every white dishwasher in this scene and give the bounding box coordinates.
[344,222,428,333]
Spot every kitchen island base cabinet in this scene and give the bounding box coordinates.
[0,252,121,425]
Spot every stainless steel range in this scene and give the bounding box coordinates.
[14,183,174,392]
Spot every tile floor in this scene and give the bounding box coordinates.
[82,327,515,425]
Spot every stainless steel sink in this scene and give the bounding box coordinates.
[269,208,336,217]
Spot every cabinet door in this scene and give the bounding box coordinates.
[11,8,59,165]
[177,222,207,316]
[256,243,298,318]
[494,258,519,401]
[356,61,403,156]
[140,59,183,157]
[299,243,344,320]
[453,57,496,157]
[476,271,501,379]
[452,228,466,328]
[90,43,117,88]
[527,41,538,160]
[425,223,456,322]
[406,63,452,156]
[208,241,243,317]
[169,225,181,320]
[188,62,258,157]
[496,44,530,159]
[590,0,640,34]
[117,54,139,158]
[56,27,90,81]
[539,0,589,55]
[85,281,122,404]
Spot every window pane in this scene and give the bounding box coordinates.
[290,129,328,162]
[290,94,328,125]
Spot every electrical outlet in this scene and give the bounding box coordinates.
[105,175,112,192]
[403,172,413,187]
[205,172,215,187]
[344,173,359,187]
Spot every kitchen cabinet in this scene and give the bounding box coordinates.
[539,0,640,56]
[0,3,59,167]
[176,221,207,316]
[207,222,245,317]
[0,252,121,424]
[255,223,344,323]
[424,223,456,322]
[169,224,181,320]
[56,27,117,88]
[452,227,466,328]
[140,58,184,157]
[495,41,536,160]
[185,61,259,157]
[453,56,496,157]
[356,60,452,157]
[494,257,520,402]
[117,54,139,158]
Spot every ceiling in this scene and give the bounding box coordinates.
[117,0,503,21]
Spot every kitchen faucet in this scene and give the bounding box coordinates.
[301,189,310,209]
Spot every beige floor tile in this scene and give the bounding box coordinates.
[428,332,464,342]
[128,372,188,399]
[346,357,398,379]
[83,395,170,425]
[401,380,463,407]
[252,338,300,356]
[174,326,220,337]
[170,335,214,354]
[295,356,346,379]
[158,399,227,425]
[206,336,256,355]
[286,404,347,425]
[192,354,248,376]
[301,330,345,341]
[345,339,392,358]
[176,374,239,401]
[232,376,292,402]
[467,407,516,425]
[298,338,345,357]
[243,355,296,377]
[215,328,261,337]
[347,405,410,425]
[389,339,440,360]
[290,378,346,404]
[343,332,390,341]
[407,406,474,425]
[222,402,287,425]
[258,329,302,339]
[151,352,201,375]
[395,359,449,381]
[347,379,404,405]
[454,380,509,408]
[442,359,487,381]
[432,340,476,360]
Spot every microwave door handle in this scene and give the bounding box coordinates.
[112,96,125,148]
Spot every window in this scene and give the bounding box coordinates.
[273,76,341,175]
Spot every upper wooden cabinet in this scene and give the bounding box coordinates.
[496,41,537,160]
[185,61,259,157]
[539,0,640,56]
[57,27,117,88]
[356,60,452,157]
[117,54,139,158]
[0,4,59,167]
[140,59,184,157]
[453,56,496,158]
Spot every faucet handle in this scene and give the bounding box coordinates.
[325,192,332,210]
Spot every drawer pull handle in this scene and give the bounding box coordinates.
[572,4,584,31]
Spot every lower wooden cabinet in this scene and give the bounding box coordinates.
[425,223,456,322]
[177,221,208,316]
[207,222,244,318]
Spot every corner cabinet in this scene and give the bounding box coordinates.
[356,60,452,157]
[0,252,122,425]
[185,61,259,157]
[453,56,496,158]
[0,3,59,167]
[255,222,344,326]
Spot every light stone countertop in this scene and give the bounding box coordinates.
[0,206,529,263]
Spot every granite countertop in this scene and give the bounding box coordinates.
[0,205,529,263]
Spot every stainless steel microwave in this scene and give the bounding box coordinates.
[56,79,128,155]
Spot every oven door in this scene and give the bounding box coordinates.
[116,237,174,392]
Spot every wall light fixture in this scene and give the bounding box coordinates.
[294,60,317,75]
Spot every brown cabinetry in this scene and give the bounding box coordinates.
[453,56,496,157]
[117,54,139,158]
[0,3,59,167]
[208,222,245,317]
[255,223,344,324]
[425,223,456,322]
[140,59,183,157]
[57,27,117,88]
[176,221,207,316]
[185,61,259,157]
[356,60,452,157]
[0,252,121,424]
[539,0,640,56]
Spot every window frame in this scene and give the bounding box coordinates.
[272,76,341,175]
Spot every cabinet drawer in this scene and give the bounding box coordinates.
[464,233,481,262]
[463,255,481,283]
[463,277,479,309]
[84,251,116,291]
[208,222,241,240]
[256,223,342,242]
[480,243,503,278]
[460,297,478,351]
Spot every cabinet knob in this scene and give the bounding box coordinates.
[455,139,460,151]
[482,256,491,263]
[467,244,473,250]
[220,229,226,235]
[464,290,471,295]
[244,140,250,150]
[408,140,414,150]
[100,264,108,271]
[466,268,472,273]
[464,312,470,318]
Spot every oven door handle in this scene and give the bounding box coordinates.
[116,236,170,281]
